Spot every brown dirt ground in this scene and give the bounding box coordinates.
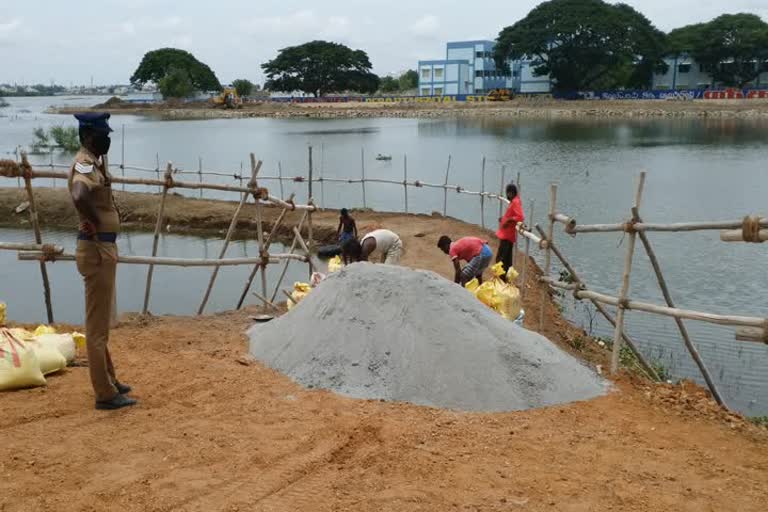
[50,97,768,120]
[1,188,767,512]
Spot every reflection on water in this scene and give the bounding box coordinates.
[1,96,767,416]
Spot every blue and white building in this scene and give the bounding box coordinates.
[418,40,551,96]
[652,53,768,89]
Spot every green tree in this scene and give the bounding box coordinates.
[494,0,667,91]
[670,14,768,87]
[130,48,221,92]
[262,40,380,97]
[379,76,400,93]
[232,79,255,97]
[398,69,419,91]
[50,126,80,152]
[158,67,195,99]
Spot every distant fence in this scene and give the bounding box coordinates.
[557,88,768,101]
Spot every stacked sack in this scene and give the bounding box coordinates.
[464,262,522,321]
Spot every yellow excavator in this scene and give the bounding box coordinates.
[487,89,512,102]
[211,87,242,109]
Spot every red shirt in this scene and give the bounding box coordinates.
[496,195,525,243]
[449,237,486,262]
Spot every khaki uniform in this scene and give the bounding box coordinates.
[68,148,121,402]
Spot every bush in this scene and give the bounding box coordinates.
[31,126,80,153]
[232,79,254,97]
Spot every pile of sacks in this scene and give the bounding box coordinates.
[286,256,343,310]
[0,320,83,391]
[465,262,523,321]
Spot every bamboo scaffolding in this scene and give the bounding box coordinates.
[520,200,534,300]
[539,184,557,331]
[735,327,768,343]
[197,160,262,315]
[403,154,408,213]
[270,211,309,303]
[141,162,174,315]
[498,165,506,220]
[567,219,768,234]
[634,208,726,407]
[308,147,314,253]
[17,252,307,266]
[611,172,646,373]
[293,227,318,273]
[443,155,452,216]
[254,153,269,301]
[720,228,768,243]
[0,242,64,253]
[360,147,367,208]
[480,156,486,229]
[20,153,54,324]
[278,161,285,200]
[534,224,660,381]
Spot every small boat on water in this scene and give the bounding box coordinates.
[375,153,392,161]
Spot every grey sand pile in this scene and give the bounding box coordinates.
[248,264,606,412]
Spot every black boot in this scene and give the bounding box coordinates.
[95,394,137,410]
[115,382,132,394]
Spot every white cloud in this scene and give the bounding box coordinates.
[241,10,351,41]
[121,21,135,34]
[409,15,440,37]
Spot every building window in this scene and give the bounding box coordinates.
[434,87,443,96]
[475,70,483,78]
[476,51,484,58]
[434,68,444,79]
[485,51,493,58]
[421,69,430,79]
[512,70,519,78]
[678,63,691,74]
[421,88,431,96]
[484,70,492,78]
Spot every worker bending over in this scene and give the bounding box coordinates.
[437,235,493,285]
[342,229,403,265]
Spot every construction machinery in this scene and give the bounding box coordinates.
[211,87,242,109]
[487,89,512,102]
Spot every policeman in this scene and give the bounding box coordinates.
[69,113,136,410]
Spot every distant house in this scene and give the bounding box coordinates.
[652,53,768,89]
[418,40,552,96]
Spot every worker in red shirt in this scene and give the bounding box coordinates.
[496,183,525,281]
[437,235,493,285]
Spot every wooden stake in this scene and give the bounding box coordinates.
[278,161,285,200]
[21,153,53,324]
[403,154,408,214]
[250,290,280,311]
[534,224,661,381]
[480,156,486,229]
[520,200,534,299]
[498,165,506,220]
[120,124,126,192]
[611,172,646,373]
[443,155,452,216]
[538,184,557,331]
[293,226,318,273]
[635,212,727,407]
[141,162,173,315]
[198,156,203,199]
[307,146,314,255]
[360,147,367,208]
[197,158,262,315]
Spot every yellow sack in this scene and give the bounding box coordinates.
[0,328,46,391]
[33,325,57,337]
[464,278,480,292]
[492,280,522,320]
[71,332,86,349]
[0,302,6,326]
[9,328,35,341]
[327,256,342,273]
[35,334,76,364]
[491,261,506,278]
[26,340,67,376]
[506,266,519,282]
[287,282,312,310]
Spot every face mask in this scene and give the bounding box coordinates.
[92,134,111,156]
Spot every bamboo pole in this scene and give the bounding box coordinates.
[236,197,293,310]
[155,152,161,193]
[635,212,727,407]
[553,213,577,233]
[18,252,307,266]
[534,224,660,381]
[141,162,173,315]
[278,161,285,200]
[443,155,452,216]
[292,227,318,273]
[270,211,309,302]
[0,242,64,253]
[250,290,281,312]
[611,172,646,373]
[21,153,54,324]
[480,156,486,229]
[498,165,506,220]
[569,219,768,234]
[720,229,768,243]
[520,200,534,299]
[403,154,408,214]
[307,147,314,254]
[360,147,367,208]
[538,184,557,331]
[198,156,203,199]
[197,159,262,315]
[735,327,767,343]
[120,124,126,192]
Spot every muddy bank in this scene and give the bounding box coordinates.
[50,98,768,120]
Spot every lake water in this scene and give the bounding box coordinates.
[1,96,767,415]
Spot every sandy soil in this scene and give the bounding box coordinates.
[1,188,767,511]
[50,97,768,120]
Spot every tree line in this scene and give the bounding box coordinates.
[129,2,768,98]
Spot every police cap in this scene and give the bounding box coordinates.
[73,112,113,133]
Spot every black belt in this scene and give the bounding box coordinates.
[78,232,118,242]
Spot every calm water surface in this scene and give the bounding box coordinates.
[1,96,766,415]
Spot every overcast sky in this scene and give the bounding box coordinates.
[2,0,767,86]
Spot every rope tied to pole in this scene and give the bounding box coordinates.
[742,215,764,243]
[0,159,23,178]
[285,197,296,211]
[293,176,305,183]
[414,180,422,188]
[622,220,637,234]
[455,186,463,193]
[164,173,175,190]
[618,298,631,310]
[39,244,61,262]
